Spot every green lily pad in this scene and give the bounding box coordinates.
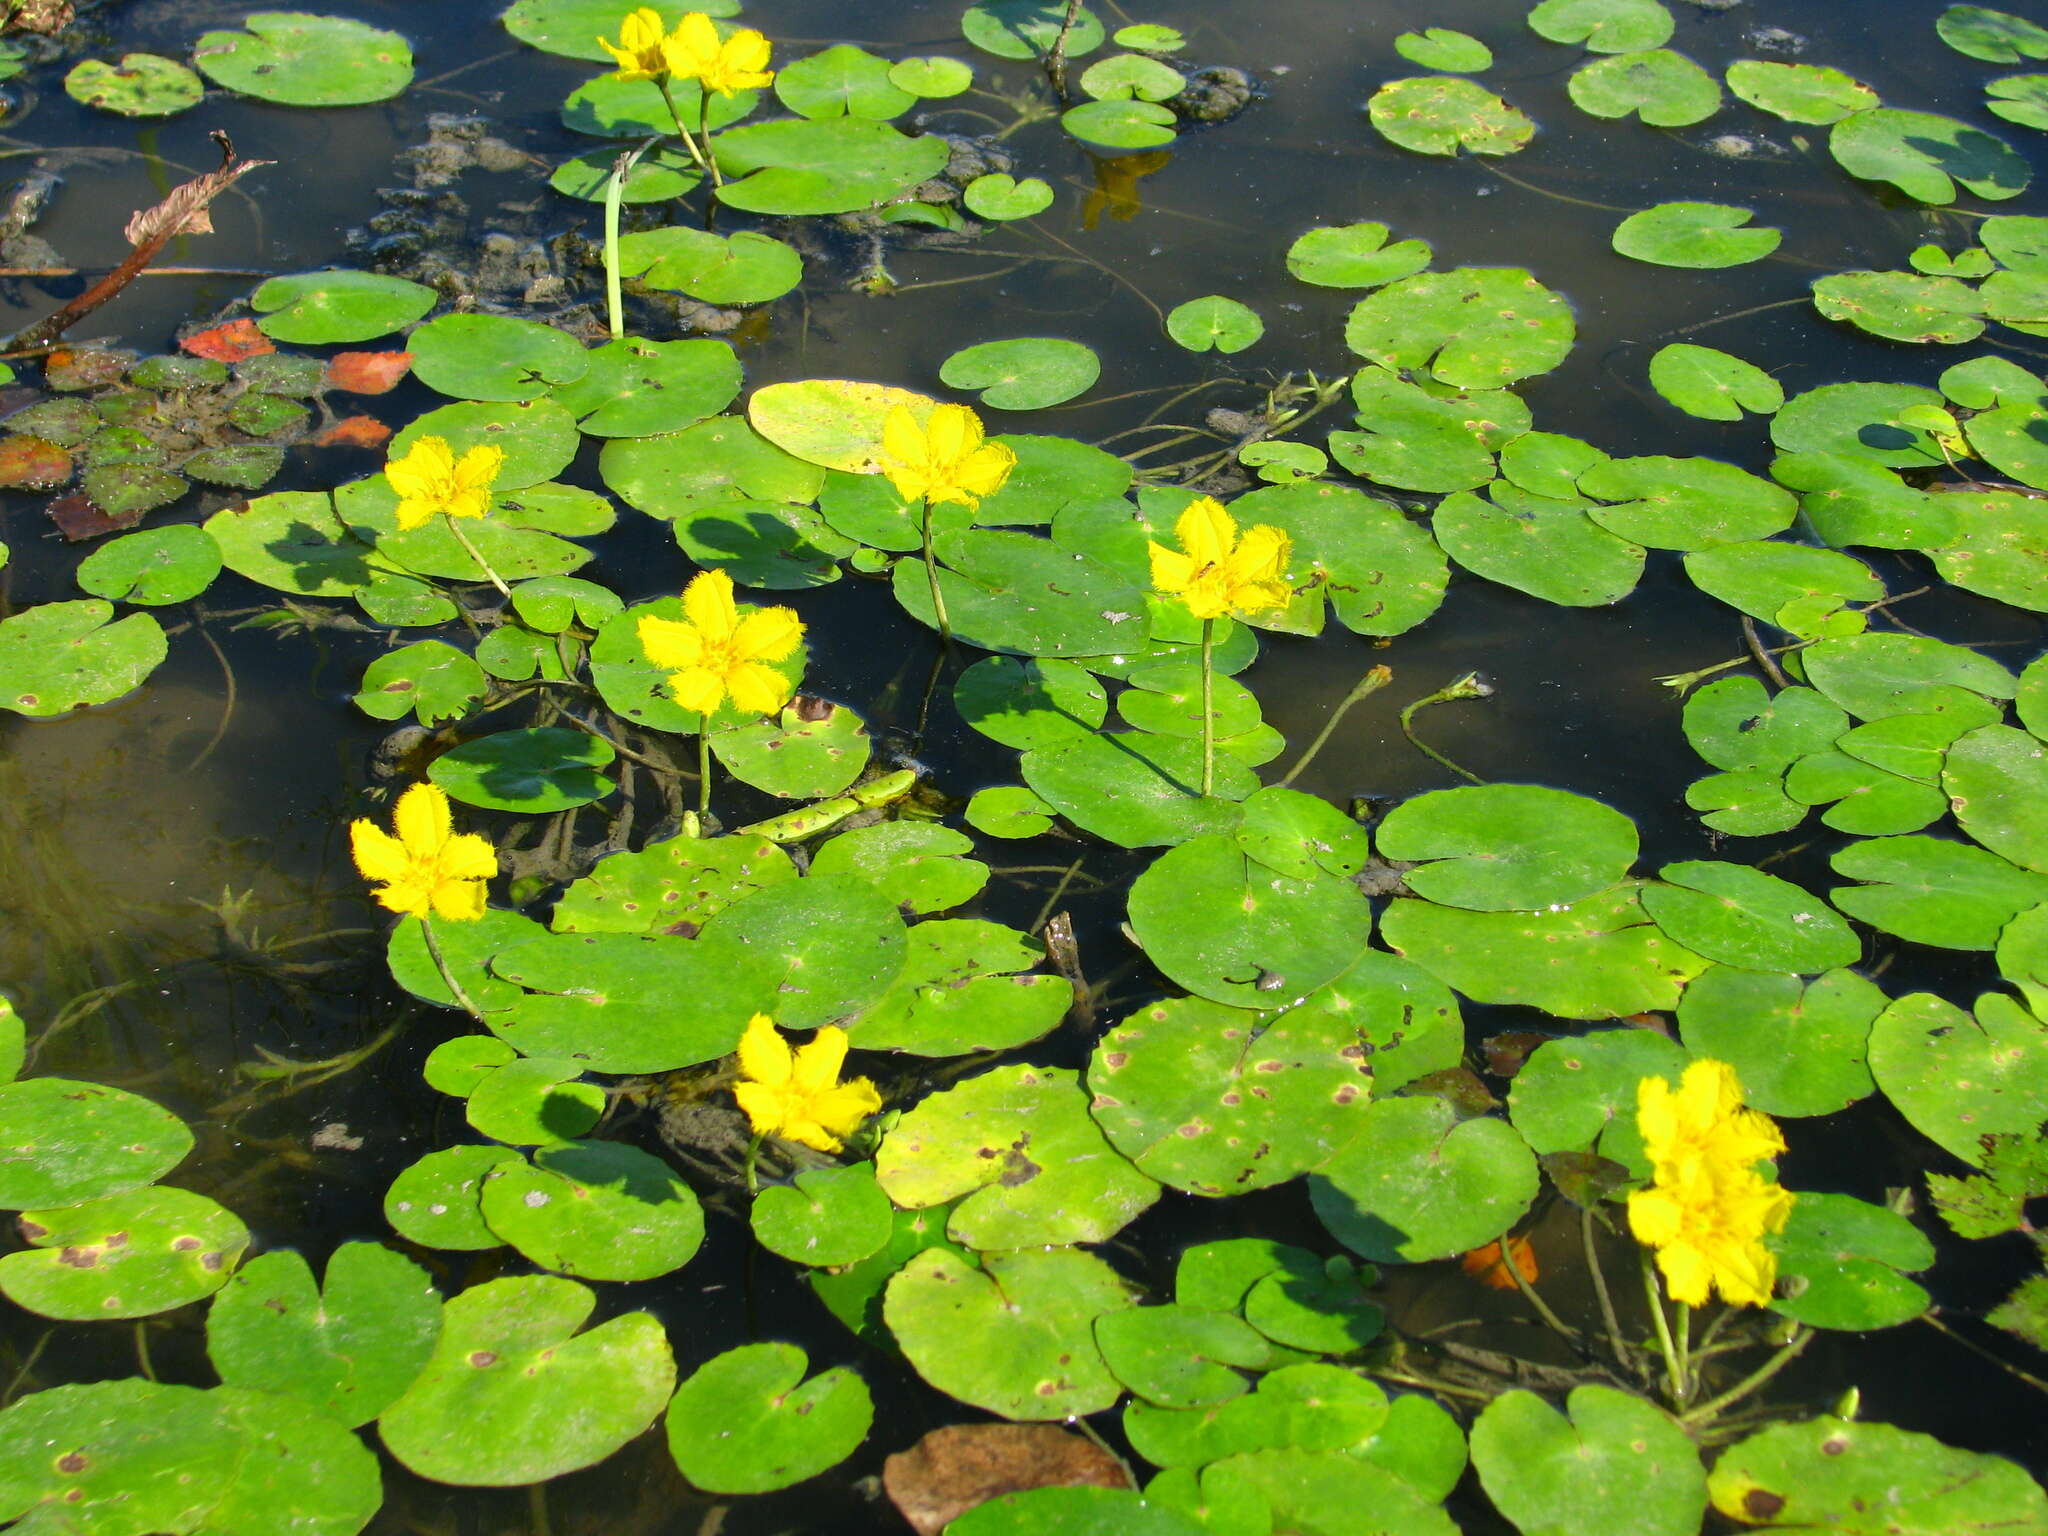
[1062,99,1178,149]
[711,701,870,799]
[0,1076,192,1210]
[1771,382,1947,470]
[666,1342,872,1494]
[1986,73,2048,130]
[1577,455,1796,549]
[1570,50,1720,126]
[1528,0,1673,51]
[1472,1386,1705,1536]
[1235,477,1451,637]
[423,1036,517,1098]
[589,595,807,736]
[1725,59,1879,123]
[956,655,1107,748]
[0,600,167,718]
[1938,4,2048,62]
[893,527,1148,654]
[1267,949,1465,1095]
[1963,398,2048,488]
[550,144,702,203]
[1683,540,1881,637]
[480,1140,703,1281]
[66,53,203,116]
[846,918,1071,1055]
[615,230,804,306]
[1433,485,1646,606]
[1640,861,1858,973]
[1868,991,2048,1166]
[1285,222,1433,289]
[1118,663,1263,740]
[1396,28,1493,72]
[940,338,1101,410]
[1769,1192,1933,1331]
[776,43,913,119]
[386,399,580,493]
[811,822,984,914]
[696,873,908,1031]
[1374,784,1638,912]
[1310,1095,1539,1264]
[1772,452,1955,550]
[205,1242,440,1427]
[558,71,756,136]
[1128,833,1374,1009]
[204,491,380,596]
[489,929,779,1070]
[387,909,542,1015]
[1928,491,2048,611]
[1345,268,1572,388]
[877,1063,1159,1248]
[884,1246,1134,1420]
[553,833,795,935]
[1088,996,1376,1197]
[195,12,412,106]
[1233,785,1371,881]
[378,1274,675,1485]
[428,727,614,813]
[1080,52,1185,101]
[1507,1029,1690,1174]
[1125,1361,1391,1469]
[406,314,589,403]
[252,270,435,344]
[0,1186,246,1319]
[1368,77,1535,157]
[714,117,952,215]
[1243,1257,1384,1355]
[1802,632,2015,721]
[1814,271,1984,345]
[1330,369,1508,493]
[502,0,739,60]
[353,640,487,726]
[1380,883,1710,1019]
[463,1054,604,1145]
[1707,1415,2048,1531]
[1945,724,2048,869]
[1786,750,1945,836]
[1167,296,1264,354]
[1676,966,1881,1117]
[752,1162,893,1267]
[601,416,825,519]
[963,173,1053,219]
[893,55,976,97]
[384,1144,522,1251]
[1648,343,1783,421]
[1828,108,2030,204]
[1613,202,1778,267]
[965,784,1057,838]
[1096,1303,1269,1408]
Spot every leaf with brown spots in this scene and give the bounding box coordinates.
[0,433,70,489]
[885,1423,1131,1535]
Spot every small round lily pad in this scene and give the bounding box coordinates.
[940,338,1101,409]
[65,54,203,116]
[666,1342,873,1494]
[195,12,414,107]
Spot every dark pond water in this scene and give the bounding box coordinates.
[2,0,2045,1530]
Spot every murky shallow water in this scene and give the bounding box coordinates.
[1,0,2044,1529]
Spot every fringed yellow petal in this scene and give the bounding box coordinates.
[666,665,727,716]
[724,661,792,717]
[736,1013,791,1088]
[392,782,452,855]
[638,614,706,672]
[732,606,803,664]
[349,820,411,886]
[683,567,740,640]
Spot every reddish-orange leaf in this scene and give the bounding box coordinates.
[180,318,273,363]
[313,415,394,449]
[1460,1234,1539,1291]
[48,490,140,541]
[323,351,413,395]
[0,434,73,489]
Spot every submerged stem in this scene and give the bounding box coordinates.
[1641,1249,1686,1408]
[1279,664,1393,787]
[1680,1326,1812,1426]
[1199,617,1216,797]
[1398,672,1491,784]
[1583,1208,1633,1371]
[698,712,713,818]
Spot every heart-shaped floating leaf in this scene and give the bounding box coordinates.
[353,640,487,727]
[1640,861,1858,973]
[752,1162,893,1267]
[1375,784,1638,912]
[1242,1256,1384,1354]
[1676,966,1881,1118]
[1,1186,247,1319]
[893,527,1148,655]
[384,1144,522,1251]
[963,172,1052,219]
[846,918,1071,1054]
[1095,1304,1269,1409]
[1345,269,1572,388]
[879,1063,1158,1248]
[1368,77,1534,157]
[1088,995,1375,1196]
[1507,1029,1690,1175]
[1166,296,1264,354]
[1868,991,2048,1166]
[195,11,413,106]
[885,1246,1134,1420]
[1578,455,1797,549]
[1650,344,1784,421]
[696,874,908,1030]
[712,701,871,799]
[1204,1446,1461,1536]
[1569,50,1720,127]
[1434,484,1645,606]
[667,1342,874,1493]
[1286,222,1434,289]
[0,600,166,718]
[777,42,914,119]
[205,1242,440,1426]
[1613,203,1779,267]
[1471,1386,1705,1536]
[76,525,223,606]
[428,726,614,812]
[252,270,436,344]
[1768,1192,1933,1331]
[405,314,589,403]
[811,822,987,914]
[1396,27,1493,72]
[1828,108,2029,204]
[66,53,203,116]
[1944,724,2048,869]
[1725,59,1877,123]
[940,338,1101,410]
[387,399,580,492]
[554,832,797,935]
[1309,1095,1539,1264]
[378,1274,676,1485]
[713,117,952,215]
[1528,0,1673,51]
[1124,1360,1389,1470]
[481,1140,704,1281]
[463,1055,604,1145]
[0,1076,192,1210]
[962,0,1104,59]
[1062,98,1178,149]
[503,0,738,61]
[1938,4,2048,64]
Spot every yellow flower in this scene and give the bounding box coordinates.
[596,6,673,80]
[1627,1059,1796,1308]
[349,782,497,922]
[637,567,804,717]
[732,1015,881,1153]
[878,403,1018,509]
[385,436,504,533]
[1147,496,1293,621]
[664,11,773,96]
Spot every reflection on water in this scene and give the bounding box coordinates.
[0,0,2044,1525]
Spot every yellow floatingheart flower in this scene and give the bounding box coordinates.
[1627,1058,1796,1308]
[637,567,804,717]
[1147,496,1293,621]
[349,782,497,922]
[664,10,774,96]
[732,1014,881,1153]
[385,435,505,533]
[877,402,1018,509]
[596,6,674,80]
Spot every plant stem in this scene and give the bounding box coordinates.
[656,76,720,206]
[1398,671,1491,784]
[603,139,657,341]
[1045,0,1084,97]
[1641,1249,1686,1407]
[442,517,512,599]
[742,1130,765,1195]
[1680,1326,1812,1426]
[698,88,724,188]
[921,496,952,643]
[1674,1301,1694,1407]
[421,918,486,1022]
[698,711,713,818]
[1497,1233,1583,1349]
[1199,617,1216,797]
[1279,663,1393,787]
[1583,1207,1633,1370]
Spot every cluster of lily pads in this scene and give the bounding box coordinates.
[2,0,2048,1532]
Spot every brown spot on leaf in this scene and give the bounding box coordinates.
[1743,1489,1787,1519]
